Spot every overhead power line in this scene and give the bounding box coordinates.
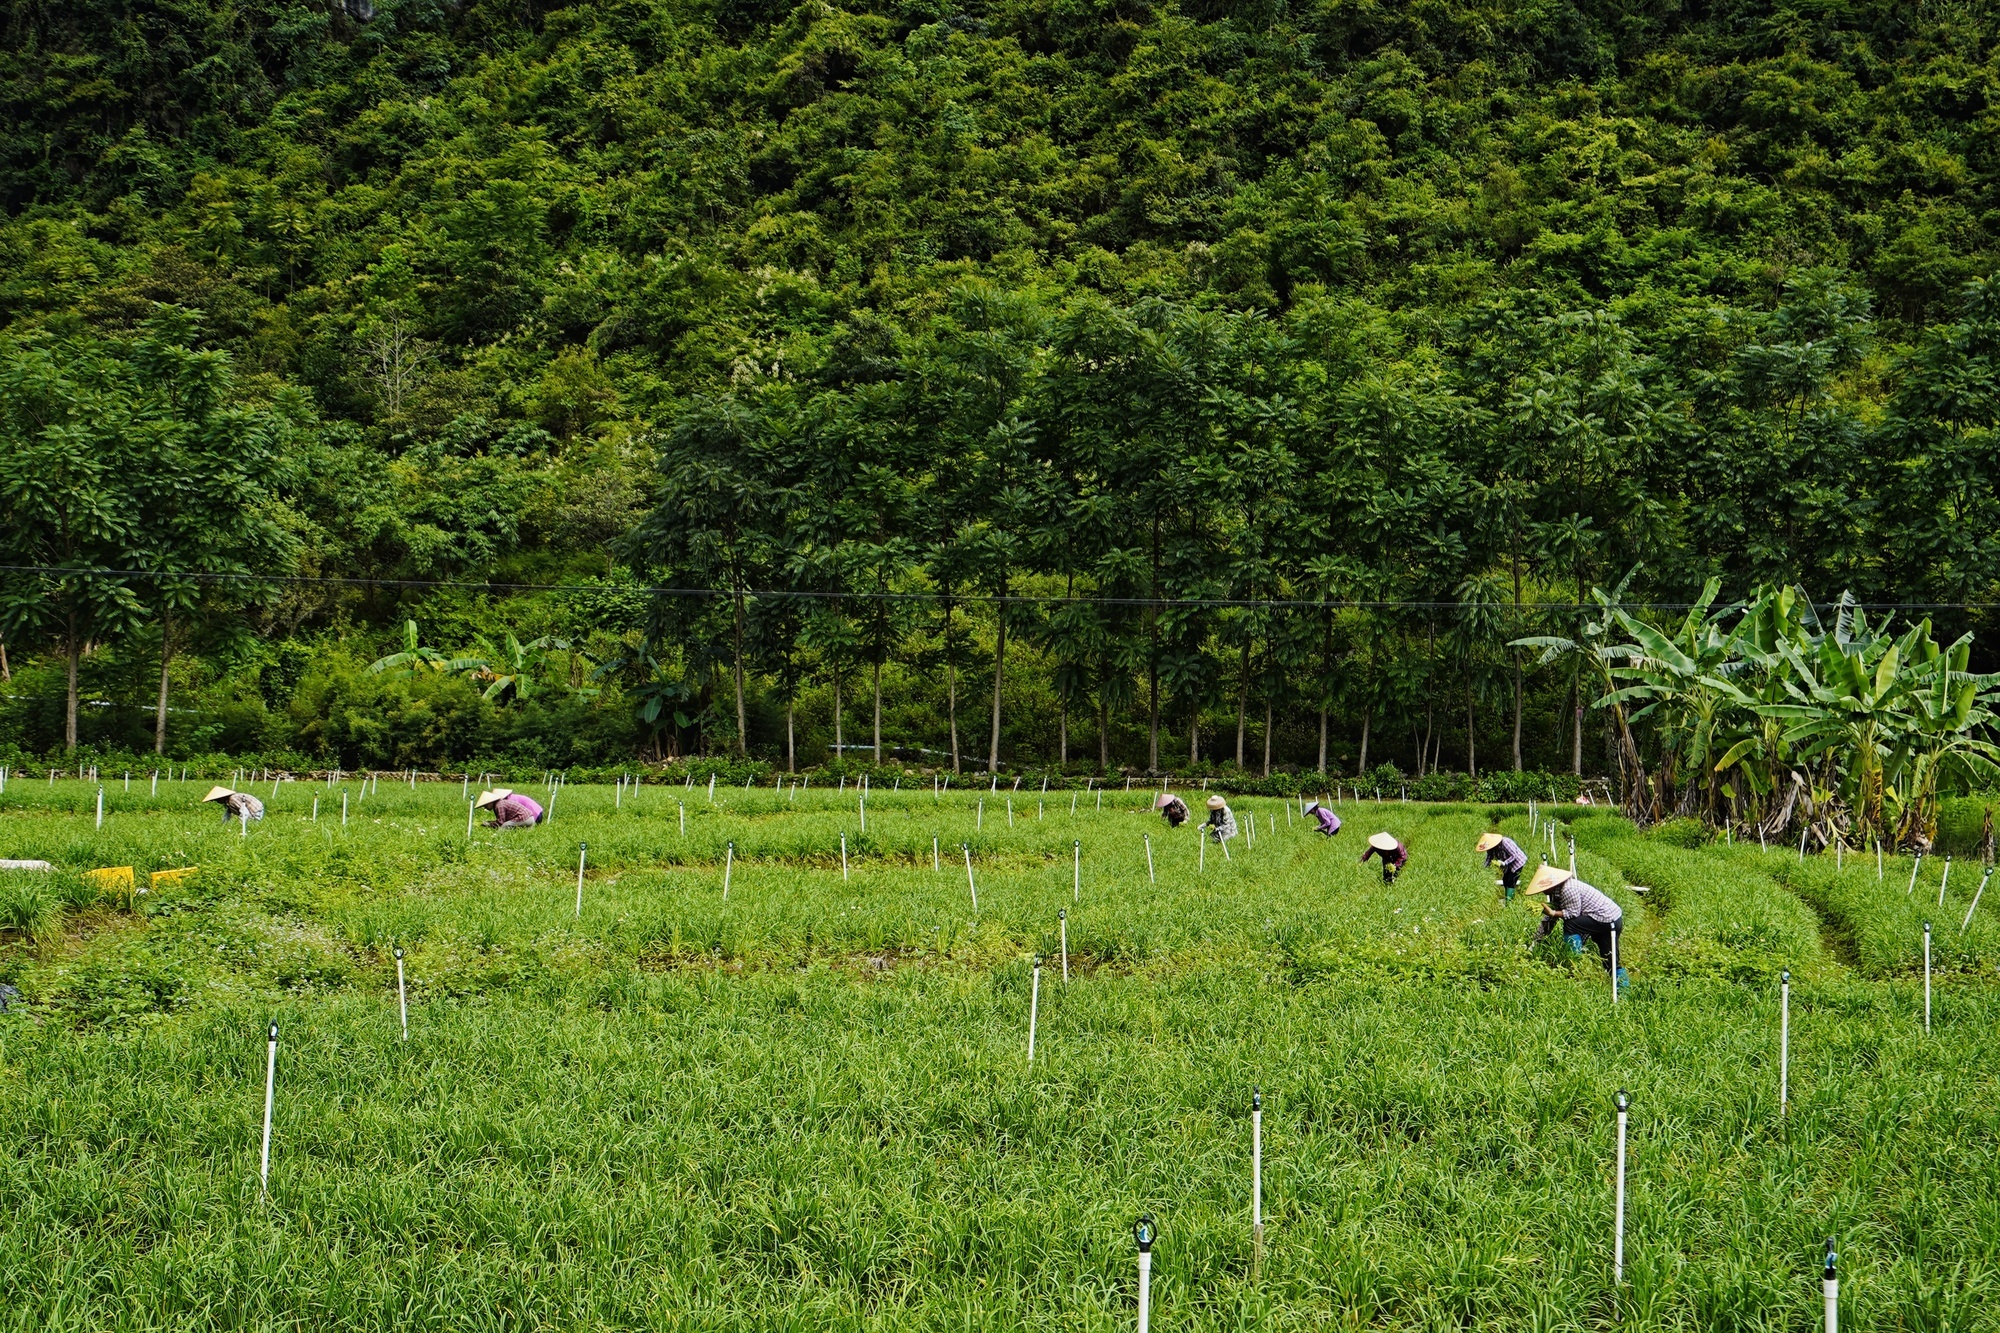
[2,565,1998,612]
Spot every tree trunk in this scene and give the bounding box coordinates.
[833,672,843,763]
[947,659,960,774]
[1262,698,1273,777]
[1188,699,1199,766]
[1466,687,1476,779]
[786,700,795,773]
[1234,637,1251,768]
[732,589,748,758]
[1357,706,1370,775]
[1421,705,1433,778]
[1511,660,1523,772]
[1147,662,1160,772]
[1571,674,1582,775]
[0,637,10,680]
[64,614,80,751]
[1059,705,1067,767]
[1098,694,1110,769]
[1317,704,1328,774]
[872,659,883,764]
[155,610,174,755]
[987,607,1006,774]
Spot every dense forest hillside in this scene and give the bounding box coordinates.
[3,0,2000,777]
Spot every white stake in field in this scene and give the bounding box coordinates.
[1134,1217,1156,1333]
[259,1021,279,1200]
[575,843,587,918]
[1026,956,1040,1063]
[963,844,978,913]
[1779,968,1790,1116]
[396,946,409,1041]
[724,842,735,900]
[1613,1090,1629,1284]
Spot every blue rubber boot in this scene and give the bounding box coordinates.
[1566,934,1585,955]
[1615,966,1630,995]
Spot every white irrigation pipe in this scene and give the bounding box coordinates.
[1962,867,1992,931]
[1059,910,1069,983]
[240,806,249,839]
[1007,798,1014,828]
[1823,1239,1838,1333]
[1252,1087,1264,1252]
[1924,921,1932,1032]
[1907,852,1924,895]
[841,833,849,882]
[679,802,685,835]
[396,946,408,1041]
[1134,1218,1156,1333]
[1145,833,1155,884]
[963,844,978,913]
[575,843,587,918]
[1780,968,1790,1116]
[977,799,983,831]
[1199,829,1205,874]
[1877,840,1882,880]
[1937,855,1952,908]
[150,770,156,797]
[858,795,866,832]
[1070,791,1078,816]
[933,836,939,872]
[1613,1090,1628,1284]
[95,787,102,829]
[1568,836,1575,876]
[1610,925,1620,1004]
[707,773,715,802]
[1073,840,1081,901]
[1799,826,1807,862]
[259,1021,278,1200]
[1027,957,1040,1063]
[342,792,348,826]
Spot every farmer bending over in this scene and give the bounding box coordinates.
[1304,800,1342,837]
[474,788,544,829]
[1476,831,1527,894]
[1203,794,1238,843]
[1154,793,1191,828]
[1360,832,1407,883]
[201,786,264,824]
[1527,864,1623,976]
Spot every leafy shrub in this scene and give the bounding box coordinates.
[1649,817,1711,849]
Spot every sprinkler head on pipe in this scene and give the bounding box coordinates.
[395,946,404,961]
[1615,1090,1628,1113]
[1781,968,1790,985]
[1252,1087,1261,1113]
[1823,1238,1836,1279]
[268,1021,279,1042]
[1133,1215,1156,1252]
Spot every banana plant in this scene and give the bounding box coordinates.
[366,620,483,678]
[1510,567,1650,813]
[1597,576,1744,820]
[468,632,569,703]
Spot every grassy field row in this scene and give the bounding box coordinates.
[7,967,1996,1330]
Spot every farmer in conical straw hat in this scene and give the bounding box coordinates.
[474,787,544,829]
[201,785,264,824]
[1476,830,1527,894]
[1203,794,1238,843]
[1359,831,1407,883]
[1304,800,1342,837]
[1154,791,1191,828]
[1526,863,1623,975]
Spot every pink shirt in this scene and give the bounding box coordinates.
[493,793,544,824]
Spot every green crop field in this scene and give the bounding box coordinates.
[3,776,1998,1330]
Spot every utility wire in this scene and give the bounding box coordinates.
[1,565,1996,612]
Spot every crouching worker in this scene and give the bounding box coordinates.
[1304,800,1342,837]
[1526,864,1623,977]
[1203,794,1238,843]
[1360,831,1407,883]
[201,786,264,824]
[474,788,544,829]
[1476,831,1527,895]
[1155,792,1191,828]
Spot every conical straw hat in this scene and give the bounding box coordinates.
[1154,793,1178,809]
[201,786,234,803]
[473,788,512,810]
[1206,794,1227,810]
[1367,831,1398,852]
[1526,863,1574,895]
[1475,832,1504,852]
